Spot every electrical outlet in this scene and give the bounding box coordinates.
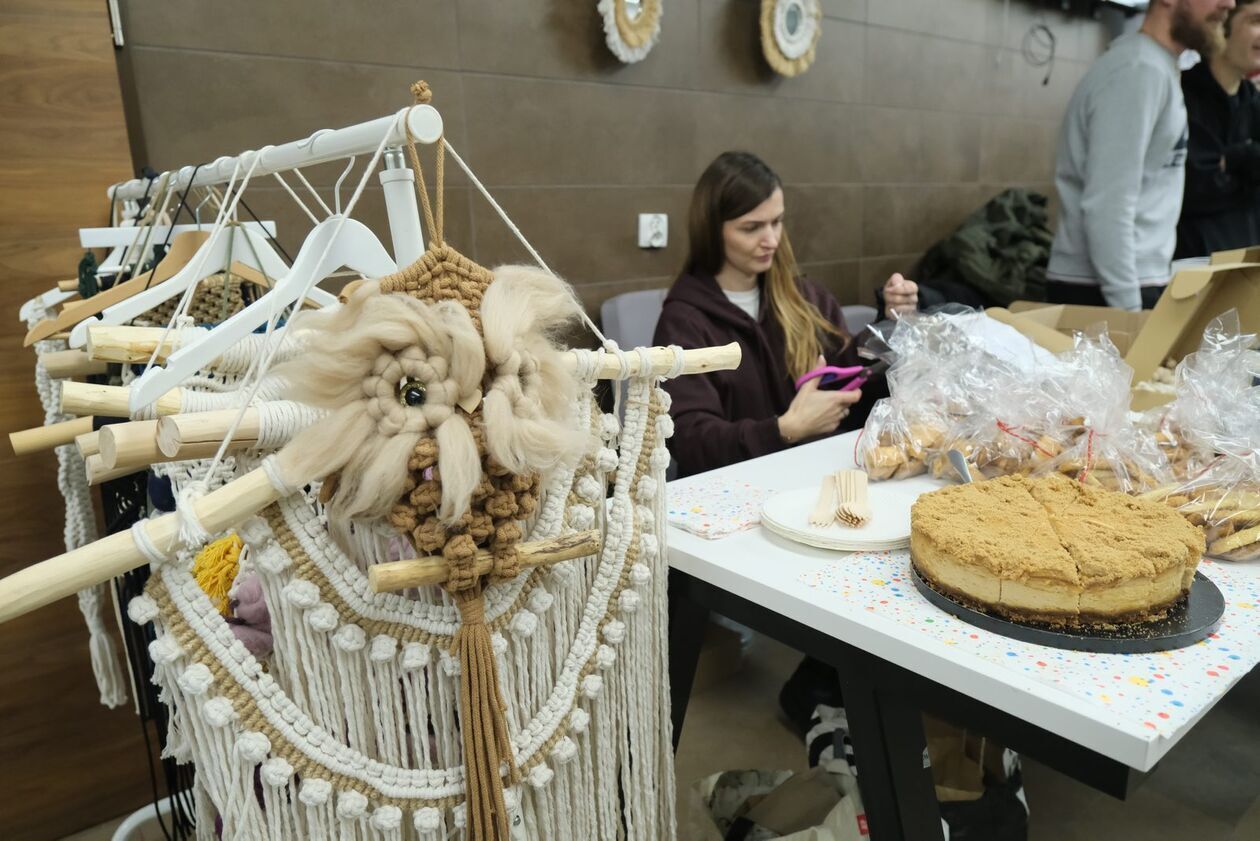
[638,213,668,249]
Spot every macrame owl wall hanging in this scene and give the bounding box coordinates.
[119,86,692,841]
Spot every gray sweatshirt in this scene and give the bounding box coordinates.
[1047,33,1188,311]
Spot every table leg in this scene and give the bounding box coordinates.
[844,672,945,841]
[668,567,710,750]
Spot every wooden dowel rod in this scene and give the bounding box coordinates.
[61,381,181,418]
[9,416,95,456]
[87,327,742,380]
[86,325,185,364]
[0,468,281,625]
[85,453,147,485]
[157,409,263,458]
[75,431,101,458]
[89,441,232,481]
[98,420,160,470]
[569,342,741,379]
[41,349,109,379]
[57,279,78,292]
[369,530,602,593]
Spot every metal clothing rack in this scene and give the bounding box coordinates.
[107,105,444,266]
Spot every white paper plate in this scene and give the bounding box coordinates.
[760,475,949,551]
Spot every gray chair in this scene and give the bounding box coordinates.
[599,287,670,351]
[600,287,674,477]
[841,304,879,338]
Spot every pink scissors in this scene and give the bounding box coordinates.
[794,360,888,392]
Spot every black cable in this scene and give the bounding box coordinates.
[237,196,293,263]
[142,163,204,291]
[1023,22,1056,86]
[137,168,159,214]
[160,163,204,249]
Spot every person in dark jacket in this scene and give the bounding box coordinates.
[1178,0,1260,258]
[652,151,918,478]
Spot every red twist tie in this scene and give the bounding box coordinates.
[853,427,865,467]
[1078,429,1098,484]
[996,420,1053,458]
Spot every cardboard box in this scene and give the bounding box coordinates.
[1005,301,1149,354]
[988,303,1168,409]
[1124,262,1260,383]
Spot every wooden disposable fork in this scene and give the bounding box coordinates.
[809,472,839,527]
[835,469,870,527]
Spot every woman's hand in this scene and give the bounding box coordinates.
[778,357,863,443]
[883,272,919,319]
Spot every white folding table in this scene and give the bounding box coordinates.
[666,431,1260,841]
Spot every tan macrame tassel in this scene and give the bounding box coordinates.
[452,585,517,840]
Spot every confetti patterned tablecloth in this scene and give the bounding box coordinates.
[667,480,768,540]
[799,550,1260,741]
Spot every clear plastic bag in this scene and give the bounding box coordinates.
[858,310,981,480]
[1138,312,1260,560]
[857,398,947,480]
[1031,333,1171,493]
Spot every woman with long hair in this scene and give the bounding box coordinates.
[653,151,917,478]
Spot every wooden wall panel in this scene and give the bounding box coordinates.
[0,3,156,839]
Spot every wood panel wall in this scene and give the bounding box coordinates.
[0,3,157,838]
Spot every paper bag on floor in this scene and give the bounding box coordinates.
[926,715,993,802]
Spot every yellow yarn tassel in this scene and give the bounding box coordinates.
[193,534,244,616]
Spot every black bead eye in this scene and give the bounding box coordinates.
[398,379,427,407]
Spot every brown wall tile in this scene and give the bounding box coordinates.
[800,259,862,305]
[695,1,864,103]
[782,185,863,263]
[978,116,1057,183]
[867,0,989,45]
[469,186,692,285]
[857,107,980,183]
[863,184,986,256]
[119,0,462,69]
[460,75,698,187]
[692,94,860,184]
[822,0,867,22]
[127,48,468,183]
[117,0,1108,314]
[457,0,702,88]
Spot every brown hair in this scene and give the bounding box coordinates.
[684,151,848,380]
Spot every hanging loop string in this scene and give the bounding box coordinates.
[441,136,609,346]
[405,84,444,247]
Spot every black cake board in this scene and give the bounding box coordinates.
[910,566,1224,654]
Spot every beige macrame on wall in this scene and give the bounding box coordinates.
[760,0,822,77]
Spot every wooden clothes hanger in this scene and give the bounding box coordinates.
[69,223,336,348]
[128,215,396,413]
[23,231,210,346]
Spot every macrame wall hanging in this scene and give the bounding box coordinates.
[19,297,128,708]
[599,0,663,64]
[760,0,822,77]
[14,83,745,840]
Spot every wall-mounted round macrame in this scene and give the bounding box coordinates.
[599,0,662,64]
[760,0,821,77]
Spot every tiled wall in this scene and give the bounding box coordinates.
[115,0,1108,315]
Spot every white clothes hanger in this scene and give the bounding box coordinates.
[67,224,326,348]
[128,215,396,413]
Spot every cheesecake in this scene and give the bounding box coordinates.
[911,474,1204,626]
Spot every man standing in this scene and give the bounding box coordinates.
[1177,0,1260,258]
[1047,0,1235,310]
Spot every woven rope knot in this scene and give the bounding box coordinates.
[443,532,478,592]
[491,538,521,583]
[411,80,432,104]
[455,587,486,626]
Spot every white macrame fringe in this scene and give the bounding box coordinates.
[24,294,129,708]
